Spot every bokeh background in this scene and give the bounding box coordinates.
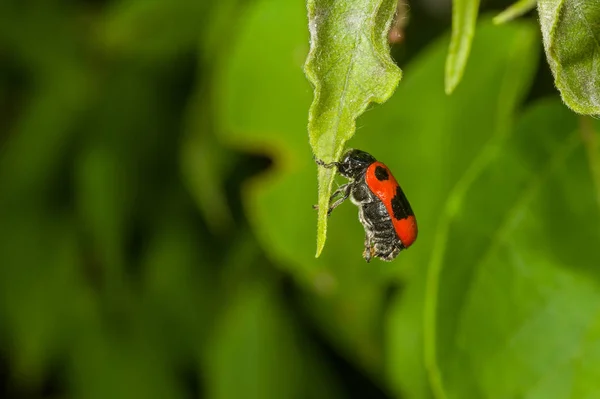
[2,1,599,398]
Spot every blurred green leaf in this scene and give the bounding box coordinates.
[76,144,130,282]
[445,0,480,94]
[538,0,600,115]
[181,0,244,234]
[74,63,167,288]
[0,71,90,199]
[69,184,204,399]
[204,282,343,399]
[0,2,89,77]
[0,215,79,383]
[425,99,600,398]
[99,0,210,59]
[0,3,94,386]
[493,0,536,25]
[580,117,600,209]
[304,0,402,256]
[69,319,185,399]
[181,127,234,233]
[140,195,218,359]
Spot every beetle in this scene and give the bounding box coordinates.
[315,149,417,262]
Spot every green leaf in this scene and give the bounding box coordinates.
[580,117,600,208]
[304,0,402,257]
[69,320,186,399]
[140,196,218,359]
[181,126,234,234]
[0,67,90,198]
[538,0,600,115]
[425,98,600,398]
[445,0,480,94]
[74,63,170,286]
[0,215,80,383]
[181,0,242,234]
[493,0,537,25]
[76,145,130,282]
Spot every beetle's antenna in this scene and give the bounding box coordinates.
[313,155,339,169]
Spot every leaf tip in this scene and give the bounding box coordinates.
[493,0,537,25]
[315,240,324,258]
[444,45,465,95]
[315,191,329,258]
[492,14,506,25]
[314,165,337,258]
[444,73,459,95]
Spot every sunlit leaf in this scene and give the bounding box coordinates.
[538,0,600,115]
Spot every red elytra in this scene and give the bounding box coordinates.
[364,162,418,248]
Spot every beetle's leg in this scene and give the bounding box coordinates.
[312,183,351,215]
[379,244,399,262]
[363,234,373,263]
[326,183,352,216]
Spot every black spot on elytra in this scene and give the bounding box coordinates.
[374,166,389,181]
[391,186,413,220]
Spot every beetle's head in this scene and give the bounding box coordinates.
[337,149,376,179]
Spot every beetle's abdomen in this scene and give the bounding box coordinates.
[351,184,404,261]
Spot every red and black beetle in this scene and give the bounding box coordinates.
[316,149,417,262]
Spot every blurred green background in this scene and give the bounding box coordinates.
[1,1,600,398]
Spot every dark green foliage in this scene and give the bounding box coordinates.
[1,1,599,399]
